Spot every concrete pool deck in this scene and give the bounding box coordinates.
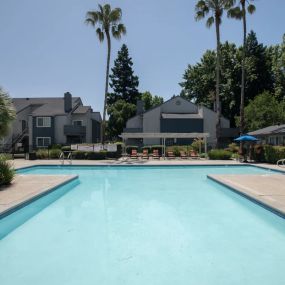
[208,174,285,217]
[1,159,285,218]
[0,174,78,217]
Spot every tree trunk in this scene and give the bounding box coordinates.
[215,16,221,148]
[240,3,247,134]
[101,32,111,144]
[240,2,247,152]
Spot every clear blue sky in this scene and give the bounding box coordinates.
[0,0,284,113]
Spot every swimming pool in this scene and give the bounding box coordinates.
[0,165,285,285]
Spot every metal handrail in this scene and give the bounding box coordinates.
[59,151,72,165]
[277,159,285,167]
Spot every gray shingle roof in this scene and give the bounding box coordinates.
[248,124,285,136]
[72,106,91,114]
[12,97,81,116]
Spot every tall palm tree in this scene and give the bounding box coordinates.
[0,87,15,138]
[85,4,126,144]
[228,0,256,136]
[195,0,234,147]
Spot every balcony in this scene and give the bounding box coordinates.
[64,125,86,136]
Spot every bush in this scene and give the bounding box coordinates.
[228,143,239,153]
[72,151,86,159]
[50,144,62,149]
[264,145,285,164]
[208,149,232,160]
[85,151,107,160]
[49,149,62,159]
[252,144,265,162]
[36,149,49,159]
[191,139,204,152]
[0,159,15,186]
[61,146,71,151]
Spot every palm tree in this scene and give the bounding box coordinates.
[195,0,234,147]
[228,0,256,137]
[0,87,15,138]
[85,4,126,144]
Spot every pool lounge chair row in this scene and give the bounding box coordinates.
[129,149,200,159]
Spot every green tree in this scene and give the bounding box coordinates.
[180,42,241,126]
[107,44,140,106]
[0,87,16,138]
[244,91,285,131]
[267,35,285,101]
[85,4,126,144]
[195,0,234,146]
[244,31,273,102]
[228,0,256,136]
[141,91,164,111]
[107,100,136,139]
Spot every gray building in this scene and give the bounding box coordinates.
[249,124,285,145]
[124,96,231,146]
[2,92,101,151]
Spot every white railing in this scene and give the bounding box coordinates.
[277,159,285,167]
[59,151,72,165]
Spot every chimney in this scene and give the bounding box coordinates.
[136,100,144,115]
[64,92,72,113]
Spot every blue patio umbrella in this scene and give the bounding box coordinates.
[234,134,258,142]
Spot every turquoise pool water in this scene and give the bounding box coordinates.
[0,165,285,285]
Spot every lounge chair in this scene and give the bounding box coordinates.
[130,149,138,159]
[190,150,200,159]
[152,149,160,160]
[180,151,188,159]
[167,151,175,159]
[142,149,149,159]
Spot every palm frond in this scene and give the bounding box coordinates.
[112,23,126,39]
[206,16,215,27]
[109,8,122,23]
[227,6,242,19]
[96,28,104,42]
[85,11,99,26]
[247,4,256,14]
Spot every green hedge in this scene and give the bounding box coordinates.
[208,149,232,160]
[0,158,15,186]
[264,145,285,164]
[36,149,49,159]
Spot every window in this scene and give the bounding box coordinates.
[73,120,83,126]
[36,117,51,127]
[36,137,51,147]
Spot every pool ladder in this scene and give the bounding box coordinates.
[277,159,285,168]
[59,151,72,165]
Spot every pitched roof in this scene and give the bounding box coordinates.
[72,105,91,114]
[248,124,285,136]
[13,97,81,116]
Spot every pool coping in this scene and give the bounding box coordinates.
[207,174,285,219]
[0,174,79,219]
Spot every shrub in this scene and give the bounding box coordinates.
[85,151,107,160]
[228,143,239,153]
[49,149,62,159]
[252,144,265,162]
[191,139,204,152]
[0,159,15,186]
[50,144,62,149]
[72,151,86,159]
[208,149,232,160]
[106,151,118,159]
[36,149,49,159]
[264,145,285,164]
[61,146,71,151]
